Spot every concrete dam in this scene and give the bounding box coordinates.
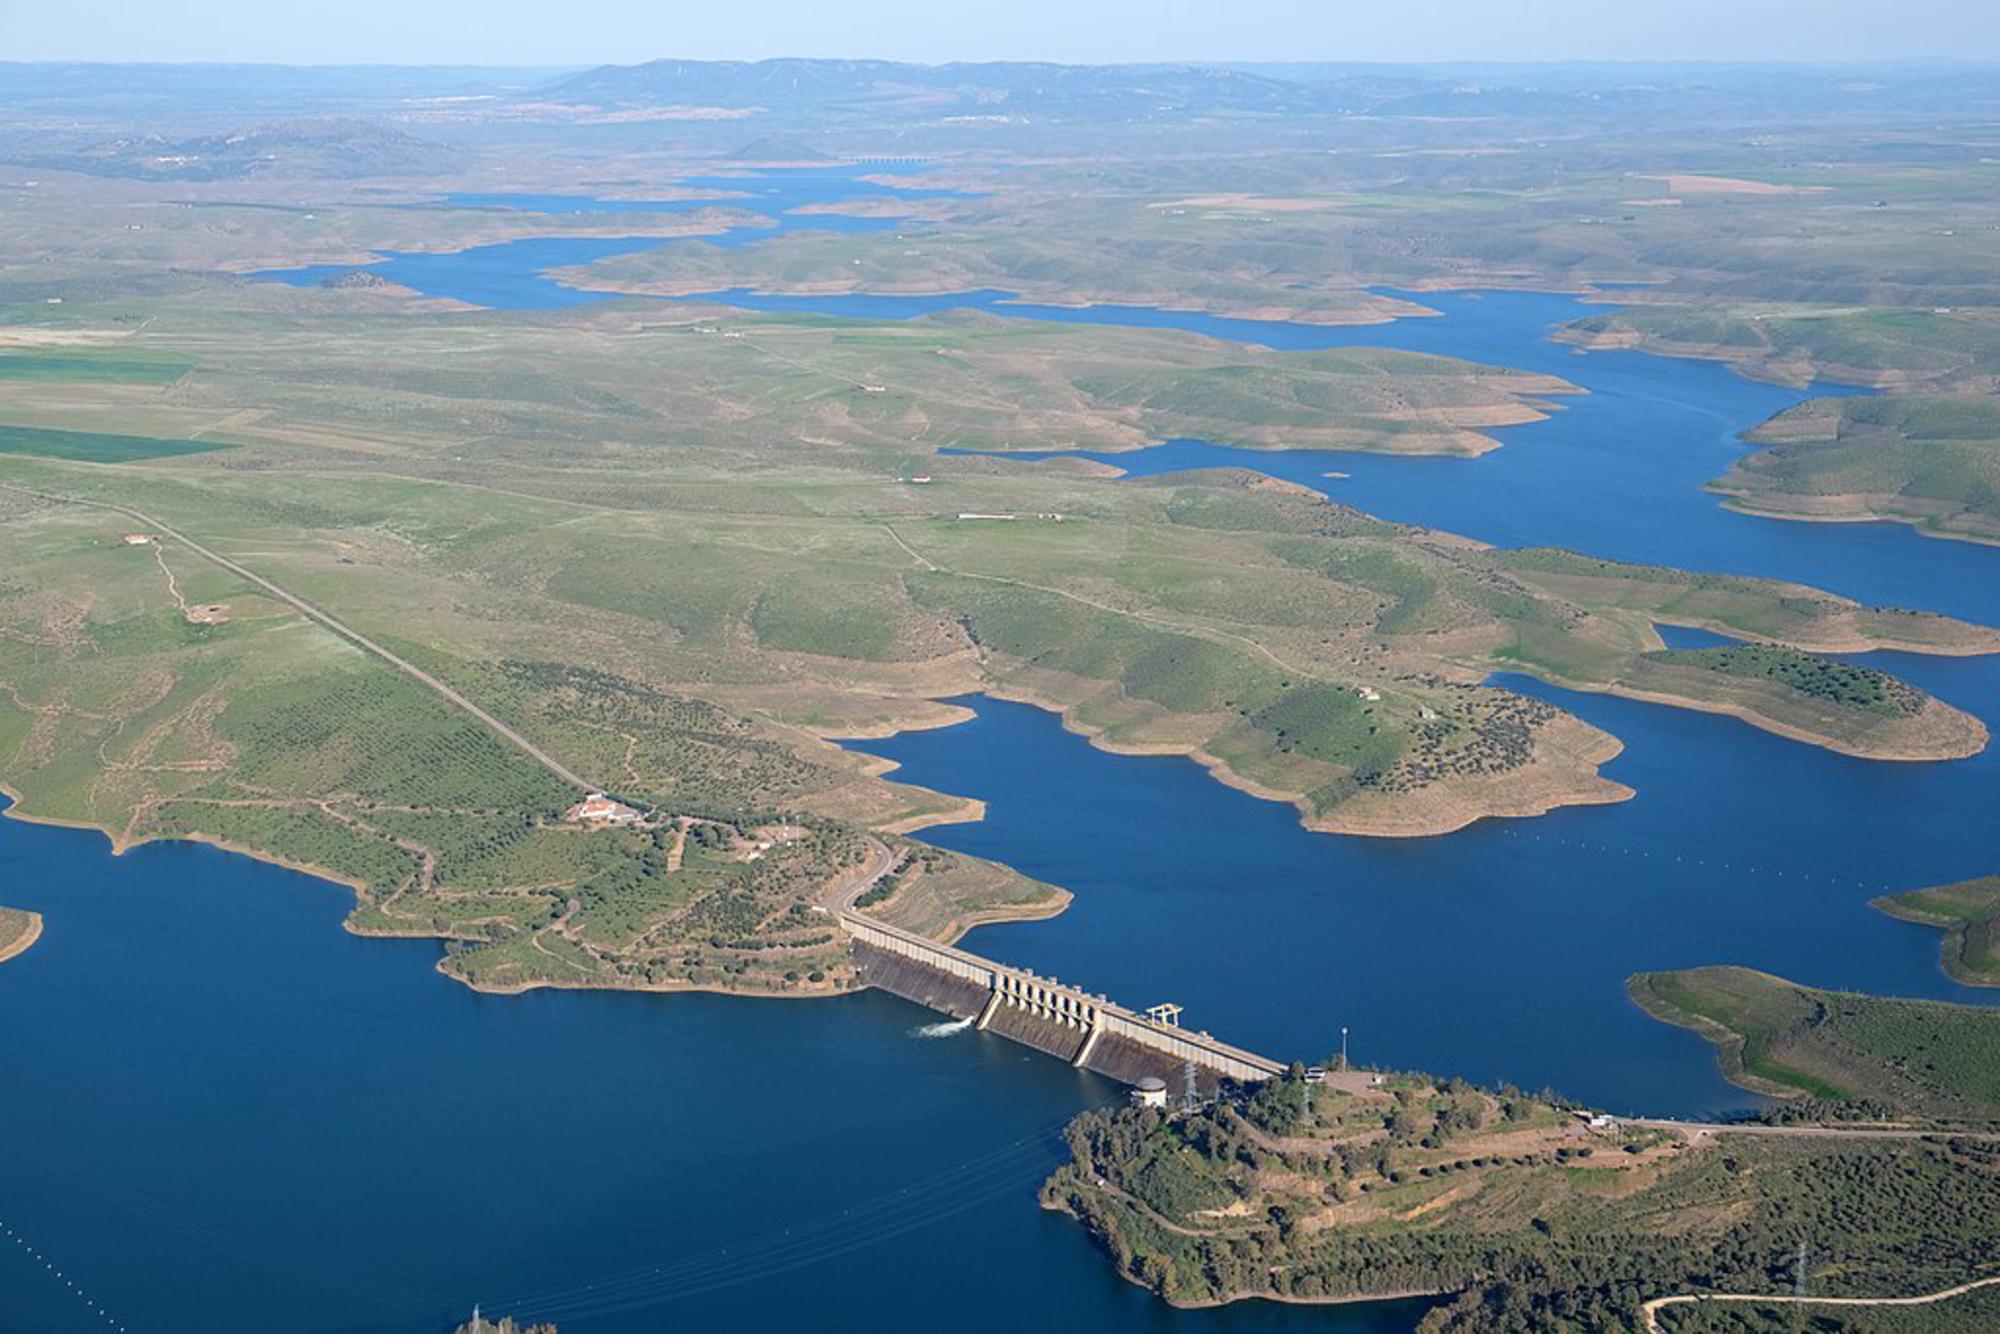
[840,912,1284,1093]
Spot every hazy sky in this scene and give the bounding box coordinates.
[4,0,1999,66]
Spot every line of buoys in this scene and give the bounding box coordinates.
[2,1219,128,1331]
[1493,826,1881,890]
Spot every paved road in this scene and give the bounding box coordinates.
[818,836,904,915]
[5,485,593,793]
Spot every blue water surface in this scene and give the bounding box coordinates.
[850,663,2000,1121]
[0,804,1430,1333]
[922,289,2000,626]
[253,165,963,309]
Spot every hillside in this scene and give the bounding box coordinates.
[1044,1067,2000,1325]
[540,58,1338,118]
[1873,876,2000,986]
[1628,966,2000,1119]
[1715,394,2000,547]
[21,118,462,181]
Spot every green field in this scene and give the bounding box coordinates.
[0,350,193,384]
[1873,876,2000,986]
[0,424,224,463]
[1628,966,2000,1119]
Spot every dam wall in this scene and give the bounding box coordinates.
[839,912,1283,1089]
[1077,1031,1225,1098]
[981,1001,1089,1063]
[852,939,992,1020]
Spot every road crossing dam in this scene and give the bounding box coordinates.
[839,912,1285,1093]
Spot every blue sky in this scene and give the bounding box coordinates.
[3,0,1998,65]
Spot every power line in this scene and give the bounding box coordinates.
[480,1122,1068,1320]
[6,1136,447,1311]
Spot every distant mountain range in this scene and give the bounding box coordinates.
[541,58,1340,117]
[16,117,460,181]
[3,60,1996,160]
[538,57,2000,124]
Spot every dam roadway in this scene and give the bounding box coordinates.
[835,906,1285,1092]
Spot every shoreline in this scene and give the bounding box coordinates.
[969,678,1635,839]
[564,272,1635,327]
[556,273,1424,327]
[1870,894,2000,989]
[1595,682,1986,762]
[217,213,754,275]
[1648,615,2000,659]
[0,773,1045,1000]
[1039,1195,1449,1312]
[1713,492,2000,551]
[1625,971,1808,1101]
[446,961,856,1001]
[1503,668,1991,762]
[1549,326,1904,392]
[0,909,43,965]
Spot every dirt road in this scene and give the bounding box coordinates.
[1641,1274,2000,1332]
[1629,1118,2000,1141]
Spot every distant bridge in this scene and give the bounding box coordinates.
[839,911,1284,1090]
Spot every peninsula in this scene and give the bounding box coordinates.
[0,906,41,964]
[1872,876,2000,987]
[1042,1064,2000,1326]
[1,326,1995,996]
[1715,395,2000,548]
[1628,965,2000,1119]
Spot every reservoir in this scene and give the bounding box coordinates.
[252,167,969,309]
[0,802,1427,1334]
[7,174,1994,1330]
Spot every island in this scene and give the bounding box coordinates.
[1556,305,2000,393]
[1042,955,2000,1324]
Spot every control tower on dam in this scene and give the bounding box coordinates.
[841,912,1285,1094]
